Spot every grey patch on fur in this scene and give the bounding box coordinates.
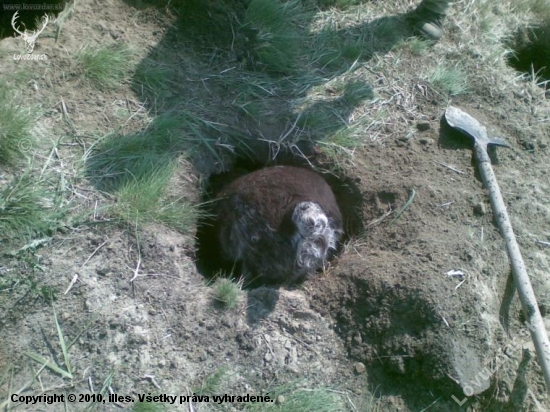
[293,201,342,272]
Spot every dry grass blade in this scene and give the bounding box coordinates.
[53,308,72,378]
[388,188,416,226]
[23,352,73,380]
[24,309,74,380]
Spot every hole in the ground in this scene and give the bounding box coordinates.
[507,23,550,87]
[195,151,363,286]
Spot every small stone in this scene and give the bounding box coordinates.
[538,140,548,149]
[276,395,285,405]
[416,122,431,131]
[419,137,434,145]
[264,352,273,362]
[61,312,70,322]
[473,202,486,216]
[396,137,409,147]
[353,333,362,345]
[520,139,535,151]
[354,362,366,374]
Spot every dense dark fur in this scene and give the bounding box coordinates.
[215,166,343,284]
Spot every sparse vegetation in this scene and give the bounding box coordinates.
[245,382,344,411]
[427,64,469,96]
[243,0,306,74]
[133,58,173,93]
[25,309,73,379]
[395,37,431,56]
[212,277,243,309]
[195,366,230,395]
[76,44,135,90]
[84,115,211,232]
[0,173,50,241]
[0,84,34,165]
[110,160,202,232]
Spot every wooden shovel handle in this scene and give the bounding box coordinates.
[474,142,550,390]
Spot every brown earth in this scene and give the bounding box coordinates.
[1,0,550,411]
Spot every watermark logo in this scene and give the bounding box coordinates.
[11,10,49,55]
[450,319,542,407]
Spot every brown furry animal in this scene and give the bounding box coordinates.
[215,166,343,284]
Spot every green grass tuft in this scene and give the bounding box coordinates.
[111,160,174,217]
[133,58,173,94]
[85,116,180,191]
[427,64,469,96]
[109,159,201,233]
[341,80,374,106]
[395,37,431,56]
[212,277,243,310]
[76,44,135,90]
[243,0,305,74]
[0,174,50,241]
[245,382,344,411]
[0,85,35,165]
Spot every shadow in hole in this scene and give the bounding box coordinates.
[504,349,531,410]
[507,23,550,87]
[499,269,516,336]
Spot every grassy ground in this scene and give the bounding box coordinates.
[1,0,549,410]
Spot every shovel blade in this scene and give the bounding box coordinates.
[445,106,510,148]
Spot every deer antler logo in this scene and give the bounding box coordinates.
[11,11,49,54]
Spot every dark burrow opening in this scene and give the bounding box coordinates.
[194,148,364,286]
[507,23,550,87]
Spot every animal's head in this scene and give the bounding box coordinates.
[293,201,329,237]
[12,11,49,54]
[292,201,342,272]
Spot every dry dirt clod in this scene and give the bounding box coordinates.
[416,122,431,131]
[354,362,367,375]
[474,202,486,216]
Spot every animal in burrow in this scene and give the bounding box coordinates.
[215,166,343,284]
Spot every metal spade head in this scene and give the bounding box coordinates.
[445,106,510,149]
